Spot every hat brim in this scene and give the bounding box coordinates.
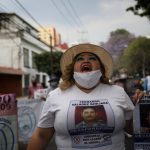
[60,44,113,78]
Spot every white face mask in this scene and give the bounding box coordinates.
[73,70,102,89]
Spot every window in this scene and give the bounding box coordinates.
[32,51,37,69]
[36,74,40,82]
[42,75,46,84]
[23,74,30,96]
[23,48,29,67]
[41,75,47,88]
[24,74,30,87]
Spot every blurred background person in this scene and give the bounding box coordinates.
[28,78,43,99]
[144,72,150,95]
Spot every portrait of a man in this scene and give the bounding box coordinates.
[75,106,106,128]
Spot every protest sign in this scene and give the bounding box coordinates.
[133,96,150,150]
[0,94,18,150]
[17,99,44,143]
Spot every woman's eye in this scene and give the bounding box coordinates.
[89,56,97,60]
[75,56,97,61]
[75,57,84,61]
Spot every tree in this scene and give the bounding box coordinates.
[34,51,63,79]
[119,37,150,77]
[126,0,150,20]
[101,29,135,60]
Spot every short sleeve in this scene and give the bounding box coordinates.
[113,85,135,121]
[123,90,135,120]
[37,95,55,128]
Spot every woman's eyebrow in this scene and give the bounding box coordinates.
[78,54,96,57]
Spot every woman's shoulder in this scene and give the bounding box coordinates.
[100,83,125,93]
[101,83,124,90]
[48,86,73,97]
[48,87,62,96]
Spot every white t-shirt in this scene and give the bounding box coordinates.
[38,83,134,150]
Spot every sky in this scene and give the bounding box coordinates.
[0,0,149,46]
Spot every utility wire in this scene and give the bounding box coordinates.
[0,2,9,12]
[0,4,47,48]
[0,15,23,30]
[49,0,75,27]
[0,1,34,31]
[67,0,85,27]
[13,0,58,44]
[61,0,81,27]
[13,0,56,76]
[14,0,46,31]
[11,0,29,14]
[14,0,77,35]
[0,20,20,47]
[0,8,29,32]
[67,0,88,42]
[1,0,56,49]
[0,6,22,47]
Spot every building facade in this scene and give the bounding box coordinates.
[0,13,58,97]
[38,26,61,46]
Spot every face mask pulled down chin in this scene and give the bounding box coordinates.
[73,70,102,89]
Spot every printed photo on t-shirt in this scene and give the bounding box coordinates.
[75,105,107,128]
[67,99,115,148]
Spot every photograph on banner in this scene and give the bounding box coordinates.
[133,96,150,150]
[17,99,45,143]
[0,94,18,150]
[140,104,150,133]
[67,99,115,148]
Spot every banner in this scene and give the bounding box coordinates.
[17,99,45,143]
[133,96,150,150]
[0,94,18,150]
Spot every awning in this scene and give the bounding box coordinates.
[0,66,24,75]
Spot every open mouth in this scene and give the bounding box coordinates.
[81,64,92,72]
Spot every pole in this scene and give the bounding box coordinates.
[50,35,53,81]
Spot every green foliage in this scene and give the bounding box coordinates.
[126,0,150,20]
[119,37,150,76]
[34,51,63,78]
[102,28,135,60]
[110,29,130,37]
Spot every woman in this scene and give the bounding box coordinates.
[27,44,137,150]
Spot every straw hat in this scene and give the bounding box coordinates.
[60,43,113,78]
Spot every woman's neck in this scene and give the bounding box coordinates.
[75,82,100,93]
